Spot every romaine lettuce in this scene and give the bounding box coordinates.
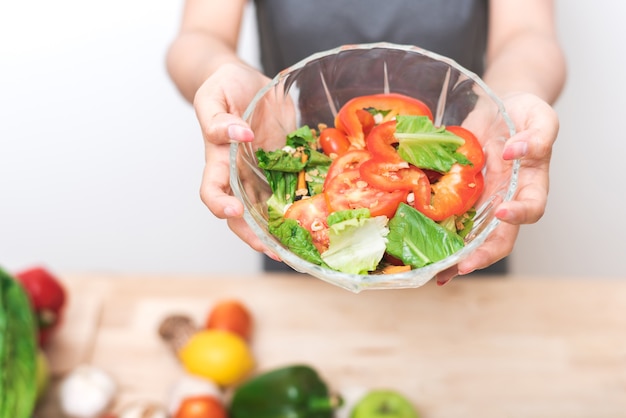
[321,211,389,275]
[386,203,464,268]
[395,115,470,172]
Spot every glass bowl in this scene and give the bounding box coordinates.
[230,42,518,293]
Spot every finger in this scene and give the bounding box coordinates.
[456,223,519,275]
[503,100,559,162]
[495,196,546,225]
[200,144,243,219]
[436,266,458,286]
[195,101,254,146]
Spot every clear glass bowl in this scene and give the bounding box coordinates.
[230,43,518,293]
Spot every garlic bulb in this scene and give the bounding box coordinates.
[59,364,117,418]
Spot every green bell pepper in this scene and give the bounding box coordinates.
[229,364,342,418]
[0,267,38,418]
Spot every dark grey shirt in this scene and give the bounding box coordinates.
[254,0,489,76]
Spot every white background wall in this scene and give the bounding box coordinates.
[1,1,623,278]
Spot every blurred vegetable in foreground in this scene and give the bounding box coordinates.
[0,267,38,418]
[15,266,67,347]
[229,364,341,418]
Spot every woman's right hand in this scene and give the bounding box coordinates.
[193,62,277,256]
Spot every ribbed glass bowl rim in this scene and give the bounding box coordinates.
[230,42,519,292]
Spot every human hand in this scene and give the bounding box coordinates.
[436,92,560,285]
[193,63,277,257]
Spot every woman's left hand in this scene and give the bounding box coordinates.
[437,92,560,285]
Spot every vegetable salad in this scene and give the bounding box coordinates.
[256,93,485,275]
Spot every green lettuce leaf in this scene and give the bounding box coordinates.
[386,203,464,268]
[286,125,316,148]
[269,219,327,267]
[256,149,305,173]
[395,115,470,173]
[326,208,371,226]
[321,212,389,275]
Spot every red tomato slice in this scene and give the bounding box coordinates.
[335,93,433,148]
[324,169,407,218]
[446,125,485,171]
[284,193,330,253]
[359,158,427,192]
[319,127,350,157]
[324,149,372,185]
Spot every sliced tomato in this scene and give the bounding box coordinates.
[324,169,407,218]
[412,163,484,221]
[335,93,433,148]
[319,127,350,157]
[324,149,372,185]
[359,158,427,192]
[284,193,330,253]
[446,125,485,171]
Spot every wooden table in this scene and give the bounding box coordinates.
[37,273,626,418]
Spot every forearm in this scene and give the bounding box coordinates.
[483,32,566,105]
[483,0,566,105]
[166,0,249,103]
[166,33,243,103]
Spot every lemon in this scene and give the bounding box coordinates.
[178,329,254,386]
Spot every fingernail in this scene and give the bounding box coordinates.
[503,141,528,160]
[228,125,254,142]
[458,267,475,276]
[264,250,281,262]
[437,275,456,286]
[224,206,237,217]
[495,207,509,220]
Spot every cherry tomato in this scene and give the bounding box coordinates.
[324,149,371,186]
[319,127,350,157]
[205,299,253,342]
[284,193,331,253]
[324,169,407,218]
[174,395,227,418]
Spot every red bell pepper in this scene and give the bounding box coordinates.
[411,125,485,221]
[334,93,433,148]
[15,266,67,347]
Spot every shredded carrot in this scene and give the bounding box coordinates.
[297,153,309,191]
[382,264,412,274]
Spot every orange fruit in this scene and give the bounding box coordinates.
[205,299,253,341]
